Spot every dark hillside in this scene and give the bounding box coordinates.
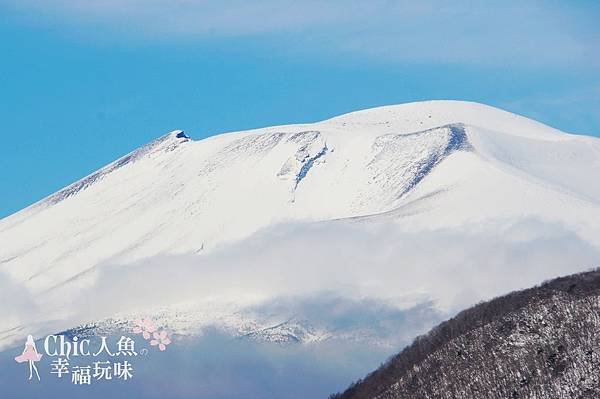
[331,268,600,399]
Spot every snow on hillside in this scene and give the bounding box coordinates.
[1,100,599,351]
[332,269,600,399]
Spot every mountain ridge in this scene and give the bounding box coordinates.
[0,100,587,224]
[330,268,600,399]
[1,100,599,351]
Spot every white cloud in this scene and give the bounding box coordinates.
[2,216,598,371]
[45,217,600,339]
[2,0,599,67]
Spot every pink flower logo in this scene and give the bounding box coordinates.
[132,318,157,340]
[132,318,172,351]
[150,330,171,351]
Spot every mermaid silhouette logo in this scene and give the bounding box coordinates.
[15,334,43,381]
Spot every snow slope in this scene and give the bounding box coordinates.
[1,100,599,349]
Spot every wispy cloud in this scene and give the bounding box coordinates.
[2,1,599,67]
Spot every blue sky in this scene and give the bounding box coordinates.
[1,1,599,218]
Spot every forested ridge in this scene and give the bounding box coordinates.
[331,268,600,399]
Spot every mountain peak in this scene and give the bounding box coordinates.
[1,101,600,352]
[325,100,567,140]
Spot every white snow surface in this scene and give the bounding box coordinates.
[1,100,600,349]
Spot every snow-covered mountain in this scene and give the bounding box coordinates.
[1,100,600,351]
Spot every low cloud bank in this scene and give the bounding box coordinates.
[2,216,598,396]
[69,217,599,328]
[2,216,598,351]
